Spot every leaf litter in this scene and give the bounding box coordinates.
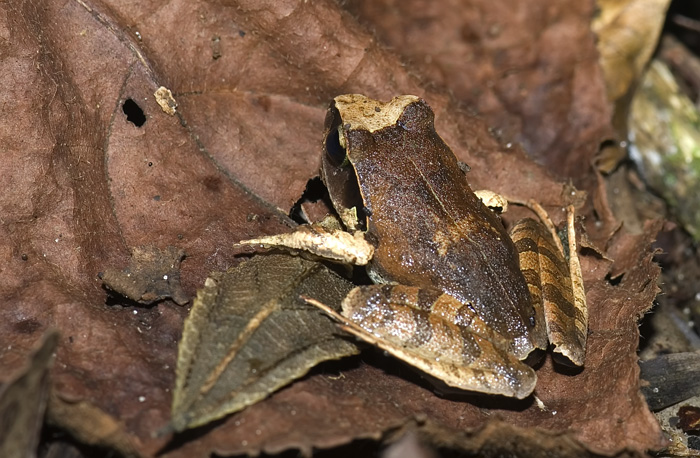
[0,0,667,457]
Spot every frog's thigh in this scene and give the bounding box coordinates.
[509,216,587,366]
[321,284,536,399]
[235,225,374,265]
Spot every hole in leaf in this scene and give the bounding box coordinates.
[123,98,146,127]
[605,272,623,286]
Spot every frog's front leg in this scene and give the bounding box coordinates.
[235,224,374,266]
[306,284,537,399]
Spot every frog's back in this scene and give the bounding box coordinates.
[345,99,540,358]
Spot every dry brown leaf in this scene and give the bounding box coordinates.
[678,405,700,433]
[346,0,614,182]
[0,0,663,456]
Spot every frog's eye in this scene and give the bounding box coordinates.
[325,125,348,166]
[324,109,349,166]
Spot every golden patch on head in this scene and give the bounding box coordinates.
[332,94,420,133]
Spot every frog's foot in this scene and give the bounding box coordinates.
[306,285,537,399]
[509,204,587,367]
[235,224,375,266]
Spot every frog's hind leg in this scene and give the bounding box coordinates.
[305,284,537,399]
[509,203,587,367]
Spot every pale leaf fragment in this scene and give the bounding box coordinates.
[154,86,177,115]
[592,0,671,171]
[593,0,670,103]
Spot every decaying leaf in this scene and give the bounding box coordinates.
[592,0,671,172]
[678,405,700,434]
[101,246,189,305]
[0,331,58,458]
[593,0,671,103]
[641,352,700,411]
[653,394,700,456]
[169,254,358,432]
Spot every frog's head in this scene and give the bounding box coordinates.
[320,94,427,232]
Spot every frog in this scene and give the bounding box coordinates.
[236,94,587,399]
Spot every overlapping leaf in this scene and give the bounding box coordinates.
[170,255,358,432]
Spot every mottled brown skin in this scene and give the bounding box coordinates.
[322,97,545,360]
[237,95,585,397]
